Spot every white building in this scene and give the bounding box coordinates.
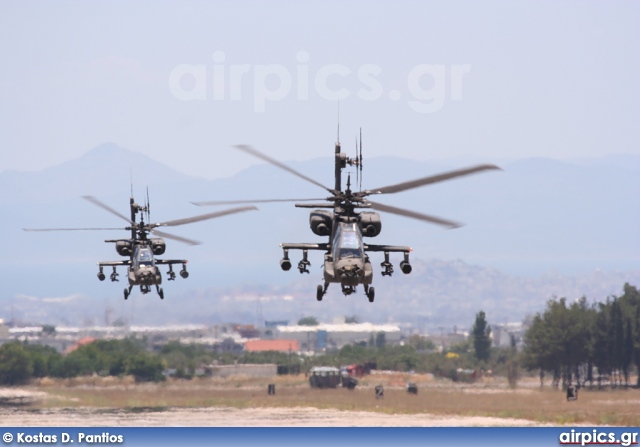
[275,323,402,351]
[0,319,9,339]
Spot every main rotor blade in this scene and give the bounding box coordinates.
[192,198,326,206]
[151,229,200,246]
[367,201,462,229]
[82,196,133,224]
[294,203,336,208]
[368,164,501,195]
[234,145,332,192]
[154,205,257,227]
[23,227,124,232]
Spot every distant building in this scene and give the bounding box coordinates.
[7,324,213,352]
[275,323,402,351]
[217,337,244,353]
[0,319,8,339]
[492,323,526,348]
[265,320,289,328]
[426,332,468,351]
[234,324,261,339]
[245,339,300,353]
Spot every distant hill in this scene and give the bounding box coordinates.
[0,142,206,204]
[0,143,638,328]
[3,258,636,333]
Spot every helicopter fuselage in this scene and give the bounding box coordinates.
[323,221,372,288]
[280,210,411,301]
[128,246,162,287]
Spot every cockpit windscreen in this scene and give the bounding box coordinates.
[136,248,154,266]
[338,223,362,258]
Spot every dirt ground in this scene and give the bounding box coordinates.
[0,383,548,426]
[1,374,626,427]
[0,406,546,427]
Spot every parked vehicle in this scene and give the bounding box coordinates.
[309,366,341,388]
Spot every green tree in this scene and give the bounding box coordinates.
[298,316,319,326]
[128,353,165,382]
[521,291,634,388]
[449,339,472,354]
[23,344,62,378]
[338,343,371,364]
[375,345,422,372]
[41,325,56,336]
[0,342,33,385]
[592,300,613,386]
[471,311,492,362]
[408,335,436,351]
[506,333,518,388]
[160,341,215,376]
[375,332,386,348]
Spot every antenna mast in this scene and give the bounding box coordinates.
[334,101,343,193]
[355,136,359,191]
[359,128,363,192]
[337,100,340,142]
[129,170,136,240]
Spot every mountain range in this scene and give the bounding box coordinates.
[1,143,638,329]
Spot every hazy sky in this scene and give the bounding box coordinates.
[1,1,638,180]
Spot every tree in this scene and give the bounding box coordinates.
[0,342,33,385]
[22,344,62,378]
[408,334,436,351]
[375,332,386,348]
[337,343,370,364]
[344,316,359,324]
[449,339,471,354]
[472,311,492,362]
[506,333,518,388]
[298,316,319,326]
[41,325,56,336]
[128,353,165,382]
[520,289,636,389]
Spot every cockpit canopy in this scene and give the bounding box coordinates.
[334,222,363,259]
[134,246,154,268]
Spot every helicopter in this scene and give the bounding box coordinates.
[24,193,256,300]
[194,133,500,303]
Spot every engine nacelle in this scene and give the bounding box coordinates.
[309,210,333,236]
[150,238,166,255]
[115,240,132,256]
[359,212,382,237]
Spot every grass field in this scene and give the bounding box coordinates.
[3,373,634,426]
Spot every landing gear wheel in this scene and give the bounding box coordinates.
[367,287,375,303]
[158,288,164,300]
[123,288,129,300]
[316,285,323,301]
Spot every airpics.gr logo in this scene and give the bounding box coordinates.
[169,51,471,113]
[559,429,638,447]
